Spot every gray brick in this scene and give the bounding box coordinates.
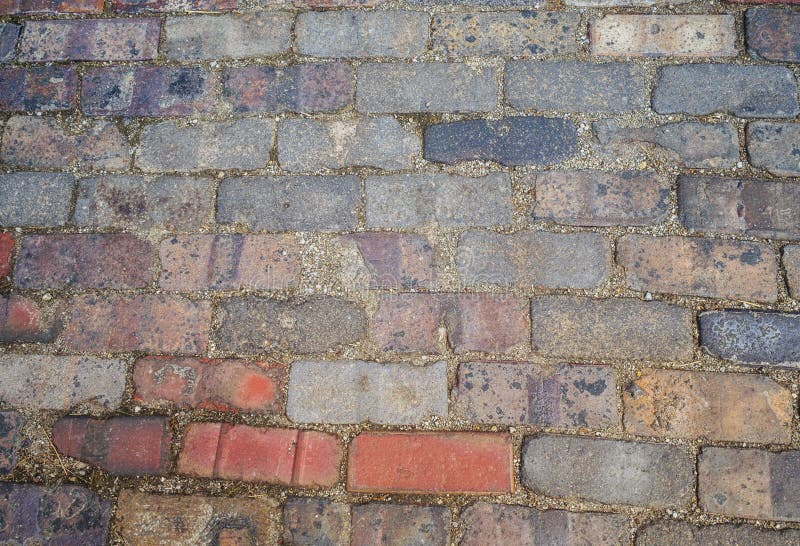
[287,360,447,424]
[352,504,450,546]
[636,520,800,546]
[653,64,799,118]
[700,310,800,368]
[747,122,800,177]
[567,0,692,4]
[0,411,24,475]
[283,498,350,546]
[217,176,360,231]
[366,173,511,228]
[747,8,800,63]
[786,245,800,299]
[506,62,645,113]
[0,23,19,63]
[0,172,73,227]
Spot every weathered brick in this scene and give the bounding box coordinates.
[699,310,800,367]
[164,13,292,60]
[1,0,103,12]
[216,176,360,231]
[618,234,778,302]
[65,294,211,354]
[222,63,352,114]
[53,416,171,476]
[284,497,350,546]
[0,67,77,112]
[636,520,800,546]
[425,117,577,166]
[370,293,444,353]
[336,233,437,289]
[133,357,286,413]
[653,64,799,118]
[0,295,63,343]
[366,173,511,228]
[729,0,800,3]
[214,296,366,354]
[135,118,273,172]
[114,0,237,11]
[1,116,130,170]
[296,11,428,58]
[0,172,73,227]
[15,234,153,289]
[624,369,792,443]
[0,233,12,278]
[786,245,800,298]
[522,435,694,507]
[178,423,342,486]
[747,8,800,62]
[19,18,160,61]
[347,432,513,493]
[457,230,610,289]
[0,23,19,63]
[278,117,419,171]
[567,0,693,4]
[288,360,447,424]
[747,122,800,177]
[591,15,736,57]
[0,411,24,474]
[352,504,450,546]
[506,62,645,113]
[531,296,694,361]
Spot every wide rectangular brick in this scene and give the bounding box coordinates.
[0,172,72,227]
[0,233,12,278]
[178,423,342,487]
[217,176,360,232]
[0,23,19,63]
[747,122,800,177]
[288,360,447,424]
[114,0,237,11]
[747,8,800,62]
[700,310,800,367]
[19,18,160,61]
[786,245,800,299]
[531,296,694,361]
[296,11,428,58]
[348,432,513,494]
[0,355,125,411]
[624,369,792,443]
[336,233,437,289]
[284,498,350,546]
[618,234,778,302]
[0,295,63,343]
[353,504,450,546]
[65,294,211,354]
[0,412,24,475]
[0,67,77,112]
[1,0,103,13]
[637,520,800,546]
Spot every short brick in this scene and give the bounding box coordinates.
[284,497,350,546]
[425,116,577,166]
[347,432,513,494]
[0,23,19,63]
[746,8,800,62]
[0,295,63,344]
[699,310,800,367]
[114,0,237,11]
[352,504,450,546]
[1,0,103,13]
[0,412,24,474]
[0,172,73,227]
[135,118,273,172]
[296,11,428,58]
[636,520,800,546]
[134,357,286,413]
[0,233,12,278]
[785,245,800,298]
[747,122,800,177]
[0,67,77,112]
[216,176,360,231]
[178,423,342,486]
[53,416,171,476]
[531,296,694,361]
[624,369,792,443]
[65,294,211,354]
[336,233,437,289]
[288,360,447,425]
[653,64,799,118]
[618,234,778,302]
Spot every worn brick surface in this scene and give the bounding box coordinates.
[0,233,12,278]
[747,122,800,177]
[336,233,437,289]
[352,504,450,545]
[567,0,693,4]
[0,295,63,344]
[746,8,800,62]
[636,520,800,546]
[0,23,19,62]
[284,497,350,546]
[0,172,73,227]
[0,411,24,474]
[1,0,104,13]
[700,310,800,367]
[114,0,238,11]
[0,66,77,112]
[785,245,800,299]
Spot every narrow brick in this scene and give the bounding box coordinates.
[216,176,360,231]
[0,412,24,475]
[114,0,237,11]
[636,520,800,546]
[336,233,437,289]
[347,432,513,494]
[531,296,694,361]
[352,504,450,546]
[786,245,800,299]
[699,310,800,367]
[0,23,19,63]
[0,172,73,227]
[284,498,350,546]
[747,8,800,62]
[0,233,12,278]
[134,357,285,414]
[296,11,428,58]
[0,295,63,343]
[1,0,103,13]
[0,67,77,112]
[618,234,778,302]
[747,122,800,177]
[65,294,211,354]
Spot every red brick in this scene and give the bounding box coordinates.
[0,295,62,343]
[133,357,285,414]
[0,67,77,112]
[64,294,210,354]
[0,0,103,13]
[113,0,237,11]
[52,416,171,476]
[0,232,13,278]
[178,423,342,487]
[338,233,436,289]
[347,432,513,494]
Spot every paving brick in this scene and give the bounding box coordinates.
[0,67,77,112]
[786,245,800,299]
[214,296,366,354]
[591,15,736,57]
[296,11,428,58]
[460,502,629,546]
[746,8,800,62]
[136,118,273,172]
[134,357,286,413]
[624,369,792,443]
[729,0,800,3]
[567,0,693,4]
[425,116,577,166]
[432,11,579,56]
[222,63,352,114]
[0,23,19,63]
[0,233,12,278]
[114,0,237,11]
[1,116,130,170]
[0,411,24,474]
[370,293,444,353]
[19,18,160,61]
[352,504,450,546]
[288,360,447,424]
[347,432,513,494]
[747,122,800,177]
[618,234,778,302]
[15,234,153,289]
[178,423,342,486]
[699,310,800,367]
[65,294,211,354]
[52,416,171,476]
[636,520,800,546]
[164,13,292,60]
[0,295,63,344]
[366,173,510,229]
[82,67,216,117]
[337,233,437,289]
[0,172,73,227]
[457,230,610,289]
[1,0,103,12]
[284,497,350,546]
[278,117,419,171]
[216,176,360,231]
[531,296,694,361]
[506,62,645,113]
[653,64,799,118]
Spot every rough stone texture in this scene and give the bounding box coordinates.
[747,8,800,62]
[2,0,103,12]
[522,435,694,507]
[0,295,64,343]
[0,172,73,227]
[0,23,19,63]
[336,233,437,289]
[636,520,800,546]
[699,310,800,367]
[351,504,450,545]
[0,66,77,111]
[747,122,800,177]
[284,497,350,546]
[0,411,25,474]
[114,0,238,11]
[786,245,800,299]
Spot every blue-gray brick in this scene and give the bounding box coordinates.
[747,122,800,177]
[0,23,19,63]
[0,173,73,227]
[700,310,800,368]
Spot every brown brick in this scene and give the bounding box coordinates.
[283,497,350,546]
[0,295,63,343]
[1,0,103,13]
[370,293,444,354]
[785,245,800,299]
[113,0,237,12]
[0,67,77,112]
[352,504,450,546]
[637,520,800,546]
[747,8,800,62]
[336,233,436,290]
[0,233,12,278]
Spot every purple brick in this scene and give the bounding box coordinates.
[113,0,237,12]
[0,23,20,63]
[0,411,24,474]
[0,66,77,111]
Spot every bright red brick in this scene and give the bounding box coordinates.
[0,233,13,277]
[113,0,237,12]
[0,295,62,343]
[0,67,77,112]
[0,0,104,13]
